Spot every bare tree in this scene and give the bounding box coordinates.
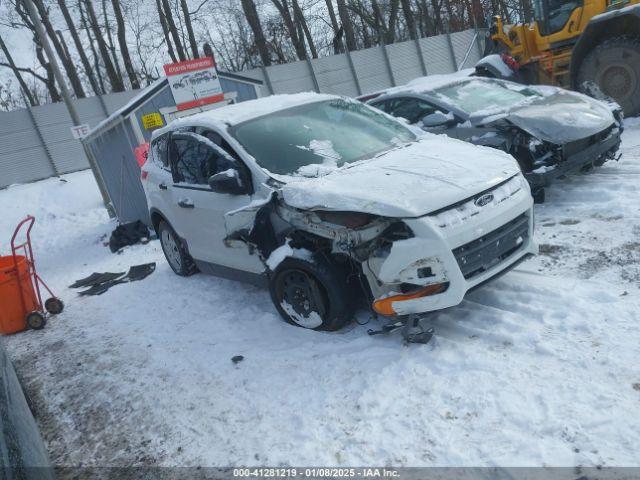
[154,0,178,62]
[180,0,199,58]
[57,0,101,95]
[292,0,317,58]
[34,39,62,101]
[84,0,125,91]
[336,0,356,51]
[0,33,38,105]
[78,0,107,93]
[324,0,344,53]
[241,0,271,66]
[31,0,86,97]
[10,0,62,101]
[111,0,140,88]
[101,0,124,81]
[271,0,307,60]
[161,0,187,61]
[400,0,418,40]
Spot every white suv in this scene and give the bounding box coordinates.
[142,93,537,331]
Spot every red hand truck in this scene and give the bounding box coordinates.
[4,216,64,331]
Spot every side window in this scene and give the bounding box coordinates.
[545,0,582,35]
[195,127,241,160]
[150,134,169,169]
[168,133,233,185]
[370,100,392,114]
[386,97,438,124]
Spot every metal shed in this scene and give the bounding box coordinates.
[82,72,263,226]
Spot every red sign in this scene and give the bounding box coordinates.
[163,57,224,111]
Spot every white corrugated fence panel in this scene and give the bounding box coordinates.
[351,47,393,95]
[266,61,316,94]
[420,35,455,74]
[313,54,359,96]
[451,30,480,69]
[0,109,55,188]
[386,41,425,86]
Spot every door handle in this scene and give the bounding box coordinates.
[178,198,194,208]
[159,183,167,190]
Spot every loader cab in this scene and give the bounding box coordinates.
[533,0,584,36]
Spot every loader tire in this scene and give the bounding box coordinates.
[577,36,640,117]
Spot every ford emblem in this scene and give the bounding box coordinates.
[474,193,494,207]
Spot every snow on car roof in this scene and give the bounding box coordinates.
[169,92,339,129]
[372,69,476,98]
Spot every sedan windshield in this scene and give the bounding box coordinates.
[230,99,416,177]
[434,80,539,115]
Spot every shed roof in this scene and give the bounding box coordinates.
[83,71,263,142]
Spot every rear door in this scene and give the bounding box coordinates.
[166,131,264,273]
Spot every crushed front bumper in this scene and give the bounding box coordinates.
[526,129,622,188]
[365,183,537,316]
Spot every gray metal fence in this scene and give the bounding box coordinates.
[240,29,483,96]
[0,29,483,190]
[0,90,139,189]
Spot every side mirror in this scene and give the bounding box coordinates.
[421,111,451,128]
[208,168,245,195]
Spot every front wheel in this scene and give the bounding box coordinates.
[577,36,640,117]
[158,221,198,276]
[269,256,354,331]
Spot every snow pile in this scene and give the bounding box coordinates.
[476,54,514,77]
[280,301,323,329]
[170,92,337,127]
[295,139,342,177]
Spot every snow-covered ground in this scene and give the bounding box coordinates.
[1,119,639,468]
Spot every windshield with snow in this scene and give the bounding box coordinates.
[230,99,415,177]
[434,80,539,115]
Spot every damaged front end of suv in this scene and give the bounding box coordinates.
[221,135,536,335]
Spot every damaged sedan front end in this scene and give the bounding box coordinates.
[366,76,623,201]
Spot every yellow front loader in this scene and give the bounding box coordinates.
[478,0,640,115]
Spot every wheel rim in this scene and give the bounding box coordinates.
[599,62,637,101]
[161,229,182,271]
[27,313,44,329]
[277,269,326,328]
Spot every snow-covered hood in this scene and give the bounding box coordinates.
[281,135,521,218]
[473,90,615,144]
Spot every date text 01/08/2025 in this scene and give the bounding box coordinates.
[233,467,400,478]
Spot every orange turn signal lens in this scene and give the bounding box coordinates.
[372,283,448,316]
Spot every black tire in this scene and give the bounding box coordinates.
[44,297,64,315]
[577,36,640,117]
[532,187,546,204]
[269,255,355,331]
[158,221,198,276]
[26,312,46,330]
